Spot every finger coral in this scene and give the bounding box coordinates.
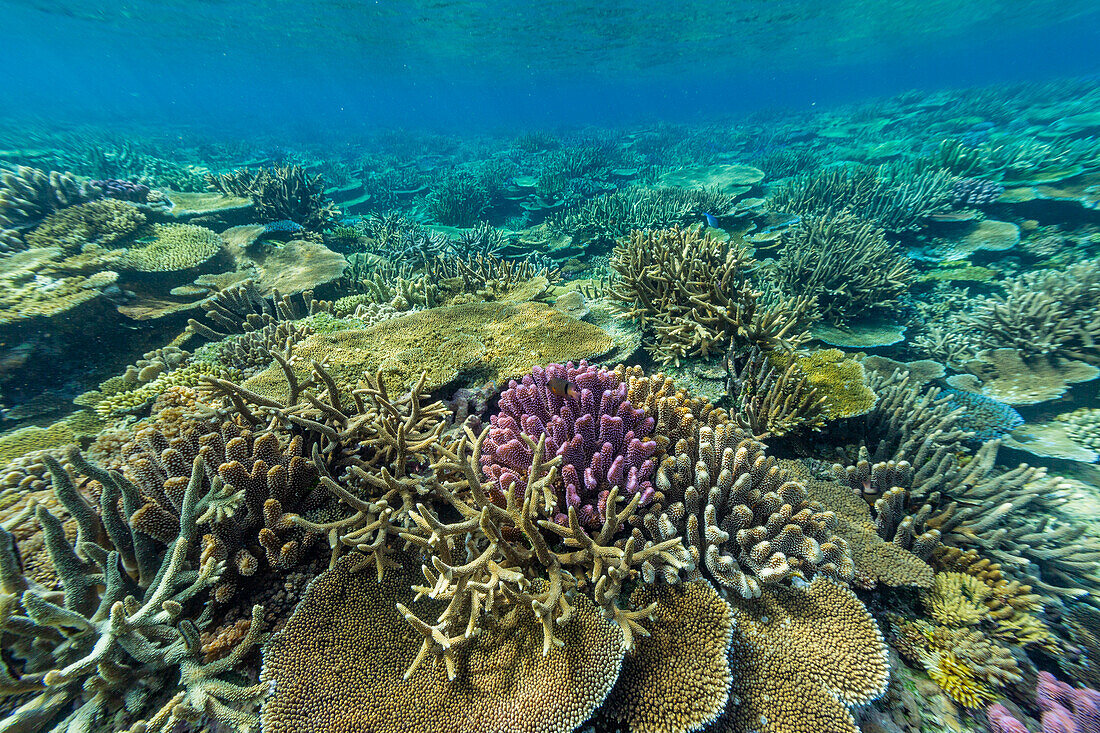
[482,361,657,529]
[643,422,853,598]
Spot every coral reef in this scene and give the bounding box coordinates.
[481,362,657,529]
[206,164,338,230]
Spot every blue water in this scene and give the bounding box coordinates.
[3,0,1099,133]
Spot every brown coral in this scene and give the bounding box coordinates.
[260,553,626,733]
[606,580,734,733]
[709,578,889,733]
[610,226,815,365]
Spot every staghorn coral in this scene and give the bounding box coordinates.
[725,345,828,440]
[767,163,957,233]
[393,425,689,676]
[481,361,657,529]
[604,580,734,733]
[205,164,338,230]
[552,186,741,252]
[0,450,268,732]
[611,226,816,365]
[965,260,1100,365]
[260,553,626,733]
[709,578,889,733]
[773,210,914,324]
[192,320,315,377]
[641,422,853,598]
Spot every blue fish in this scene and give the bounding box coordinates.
[703,212,719,228]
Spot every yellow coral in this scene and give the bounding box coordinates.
[261,553,626,733]
[606,581,734,733]
[925,652,995,708]
[923,572,991,627]
[709,578,889,733]
[120,223,224,272]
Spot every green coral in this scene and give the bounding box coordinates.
[92,362,240,417]
[0,421,77,465]
[790,348,878,420]
[120,223,224,272]
[24,198,147,253]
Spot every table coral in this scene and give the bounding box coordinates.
[260,553,626,733]
[708,578,890,733]
[605,580,734,733]
[23,198,147,253]
[238,301,614,399]
[120,222,225,272]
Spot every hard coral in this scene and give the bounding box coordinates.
[774,210,914,325]
[611,226,815,365]
[206,164,338,230]
[709,578,889,733]
[642,422,853,598]
[261,554,627,733]
[482,361,657,529]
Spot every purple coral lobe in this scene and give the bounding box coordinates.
[481,361,656,529]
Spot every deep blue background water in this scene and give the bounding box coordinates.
[2,0,1099,135]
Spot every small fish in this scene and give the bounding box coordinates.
[548,377,579,400]
[702,212,719,229]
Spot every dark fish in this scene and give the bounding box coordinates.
[548,377,579,400]
[703,212,719,228]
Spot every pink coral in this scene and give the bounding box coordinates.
[987,674,1100,733]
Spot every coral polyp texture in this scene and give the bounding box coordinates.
[482,361,657,529]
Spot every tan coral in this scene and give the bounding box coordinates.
[923,571,991,627]
[260,552,626,733]
[640,424,853,598]
[606,580,734,733]
[708,578,889,733]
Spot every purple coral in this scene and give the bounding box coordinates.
[481,361,657,529]
[951,176,1005,206]
[987,673,1100,733]
[88,179,152,202]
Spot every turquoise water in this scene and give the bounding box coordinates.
[2,4,1100,733]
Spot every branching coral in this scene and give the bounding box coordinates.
[611,226,816,365]
[552,186,741,252]
[0,166,101,253]
[725,345,828,440]
[965,259,1100,364]
[767,163,957,232]
[205,165,338,230]
[773,210,914,324]
[640,422,853,598]
[0,450,266,732]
